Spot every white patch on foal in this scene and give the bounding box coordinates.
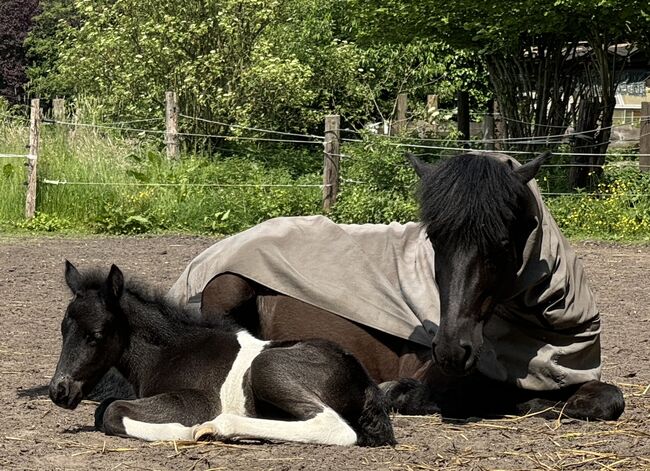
[219,330,269,415]
[195,406,357,446]
[122,417,194,441]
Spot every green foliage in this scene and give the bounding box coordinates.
[547,165,650,240]
[331,136,419,224]
[0,117,323,234]
[15,212,72,232]
[26,0,491,131]
[349,0,650,53]
[25,0,79,98]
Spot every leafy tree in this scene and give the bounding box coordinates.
[352,0,650,188]
[0,0,40,104]
[26,0,488,136]
[25,0,79,99]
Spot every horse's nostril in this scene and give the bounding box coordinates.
[459,341,473,370]
[49,377,70,403]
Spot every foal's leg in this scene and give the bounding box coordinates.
[194,407,358,446]
[193,344,364,446]
[97,390,215,441]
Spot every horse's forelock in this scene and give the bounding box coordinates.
[418,154,530,254]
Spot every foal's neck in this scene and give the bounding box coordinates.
[116,289,226,391]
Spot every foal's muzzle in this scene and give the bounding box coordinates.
[49,374,84,410]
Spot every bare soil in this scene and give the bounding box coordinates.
[1,236,648,470]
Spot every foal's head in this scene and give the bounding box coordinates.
[49,262,127,409]
[409,151,551,376]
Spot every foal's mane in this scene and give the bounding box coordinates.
[417,153,532,254]
[73,267,230,331]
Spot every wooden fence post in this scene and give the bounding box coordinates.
[52,98,65,123]
[25,98,40,219]
[391,93,408,135]
[427,94,439,116]
[640,102,650,172]
[323,115,340,212]
[165,91,180,160]
[483,99,495,151]
[457,90,470,147]
[427,94,439,134]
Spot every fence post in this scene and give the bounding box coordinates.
[25,98,40,219]
[457,90,470,147]
[323,115,340,212]
[165,91,180,160]
[427,94,439,116]
[483,99,495,151]
[52,98,65,123]
[391,93,408,135]
[640,102,650,172]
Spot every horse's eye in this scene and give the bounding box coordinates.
[87,332,103,343]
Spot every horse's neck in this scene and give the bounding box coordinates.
[117,295,191,390]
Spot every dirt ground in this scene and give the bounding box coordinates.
[1,235,649,470]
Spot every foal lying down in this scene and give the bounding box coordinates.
[48,262,395,447]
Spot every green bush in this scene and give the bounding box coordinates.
[331,136,419,224]
[546,164,650,241]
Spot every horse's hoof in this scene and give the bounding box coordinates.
[193,424,216,442]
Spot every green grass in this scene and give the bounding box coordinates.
[1,115,650,241]
[0,117,323,234]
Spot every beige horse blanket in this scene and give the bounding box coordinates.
[167,167,601,391]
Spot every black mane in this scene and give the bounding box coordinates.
[417,153,531,254]
[70,267,233,333]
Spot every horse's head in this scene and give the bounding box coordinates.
[409,151,551,376]
[49,261,127,409]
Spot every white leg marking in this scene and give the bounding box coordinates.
[193,406,357,446]
[219,330,268,415]
[122,417,194,441]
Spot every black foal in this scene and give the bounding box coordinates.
[49,262,395,446]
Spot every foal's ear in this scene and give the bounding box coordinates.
[406,153,432,178]
[515,151,552,184]
[64,260,82,294]
[106,264,124,300]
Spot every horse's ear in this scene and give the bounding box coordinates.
[406,153,432,179]
[65,260,82,294]
[514,151,552,184]
[106,264,124,300]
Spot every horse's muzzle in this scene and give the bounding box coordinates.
[49,375,83,410]
[432,339,478,376]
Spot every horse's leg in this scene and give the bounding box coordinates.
[423,373,625,421]
[379,378,439,415]
[557,380,625,421]
[200,273,259,334]
[96,390,216,441]
[484,379,624,421]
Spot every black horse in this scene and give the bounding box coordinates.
[188,151,624,421]
[49,262,395,446]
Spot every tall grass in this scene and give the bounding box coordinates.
[1,100,649,240]
[0,105,323,234]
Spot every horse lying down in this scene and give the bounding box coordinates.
[48,262,396,447]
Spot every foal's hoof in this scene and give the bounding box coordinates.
[192,424,217,442]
